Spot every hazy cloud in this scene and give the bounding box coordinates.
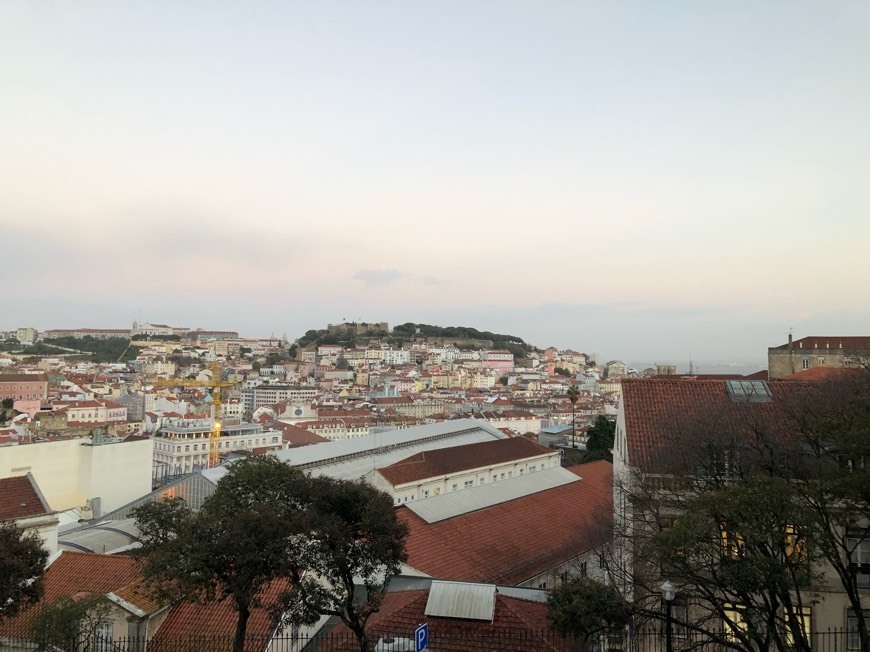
[353,269,403,288]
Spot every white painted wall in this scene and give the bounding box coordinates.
[0,437,153,514]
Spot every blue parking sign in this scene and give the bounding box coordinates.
[415,623,428,652]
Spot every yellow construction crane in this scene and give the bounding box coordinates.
[147,360,235,468]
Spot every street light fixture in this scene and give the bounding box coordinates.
[661,580,676,652]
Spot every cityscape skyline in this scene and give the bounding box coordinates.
[2,2,868,363]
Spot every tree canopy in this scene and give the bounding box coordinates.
[0,522,48,621]
[134,456,309,652]
[548,575,632,639]
[608,370,870,651]
[283,476,408,652]
[134,456,408,652]
[584,415,615,463]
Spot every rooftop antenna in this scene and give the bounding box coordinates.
[688,354,694,376]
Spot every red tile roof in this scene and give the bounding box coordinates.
[323,588,566,651]
[378,437,555,486]
[398,461,613,584]
[0,551,142,637]
[151,579,289,651]
[272,422,330,446]
[771,336,870,351]
[620,378,820,474]
[779,367,862,381]
[0,474,51,521]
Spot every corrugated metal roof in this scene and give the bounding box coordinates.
[424,580,496,621]
[404,466,581,524]
[202,418,506,484]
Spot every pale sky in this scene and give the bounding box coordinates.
[2,2,869,364]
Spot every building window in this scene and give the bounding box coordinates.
[847,609,870,651]
[802,357,809,370]
[723,604,747,642]
[848,532,870,588]
[783,606,811,649]
[464,480,473,488]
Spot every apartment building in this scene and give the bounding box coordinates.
[152,417,282,476]
[368,436,561,504]
[0,373,49,403]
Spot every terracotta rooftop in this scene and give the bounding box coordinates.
[620,378,821,474]
[0,551,142,638]
[0,474,51,521]
[272,422,330,447]
[150,579,289,650]
[398,461,613,585]
[377,437,555,486]
[771,336,870,351]
[324,587,565,652]
[779,367,863,381]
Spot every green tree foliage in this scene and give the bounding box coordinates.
[554,367,572,377]
[29,595,112,650]
[283,477,408,652]
[265,351,291,367]
[585,416,615,462]
[643,476,819,651]
[133,457,309,652]
[612,371,870,651]
[780,371,870,651]
[0,522,48,621]
[44,336,138,362]
[297,329,329,348]
[134,457,408,652]
[548,575,632,639]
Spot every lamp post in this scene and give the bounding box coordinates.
[661,580,676,652]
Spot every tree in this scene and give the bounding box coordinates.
[567,385,580,449]
[608,372,870,651]
[640,476,819,651]
[30,595,113,651]
[779,371,870,651]
[585,415,615,462]
[134,456,309,652]
[548,575,632,640]
[283,476,408,652]
[0,522,48,621]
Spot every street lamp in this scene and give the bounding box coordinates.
[661,580,676,652]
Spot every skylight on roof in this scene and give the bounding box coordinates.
[725,380,773,403]
[424,581,496,621]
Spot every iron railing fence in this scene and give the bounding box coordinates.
[613,627,866,652]
[31,628,866,652]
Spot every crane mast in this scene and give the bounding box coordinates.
[147,360,235,468]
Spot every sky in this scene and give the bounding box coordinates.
[2,2,869,364]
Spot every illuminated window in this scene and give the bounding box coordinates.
[783,606,811,648]
[723,604,747,642]
[721,526,745,559]
[784,524,807,562]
